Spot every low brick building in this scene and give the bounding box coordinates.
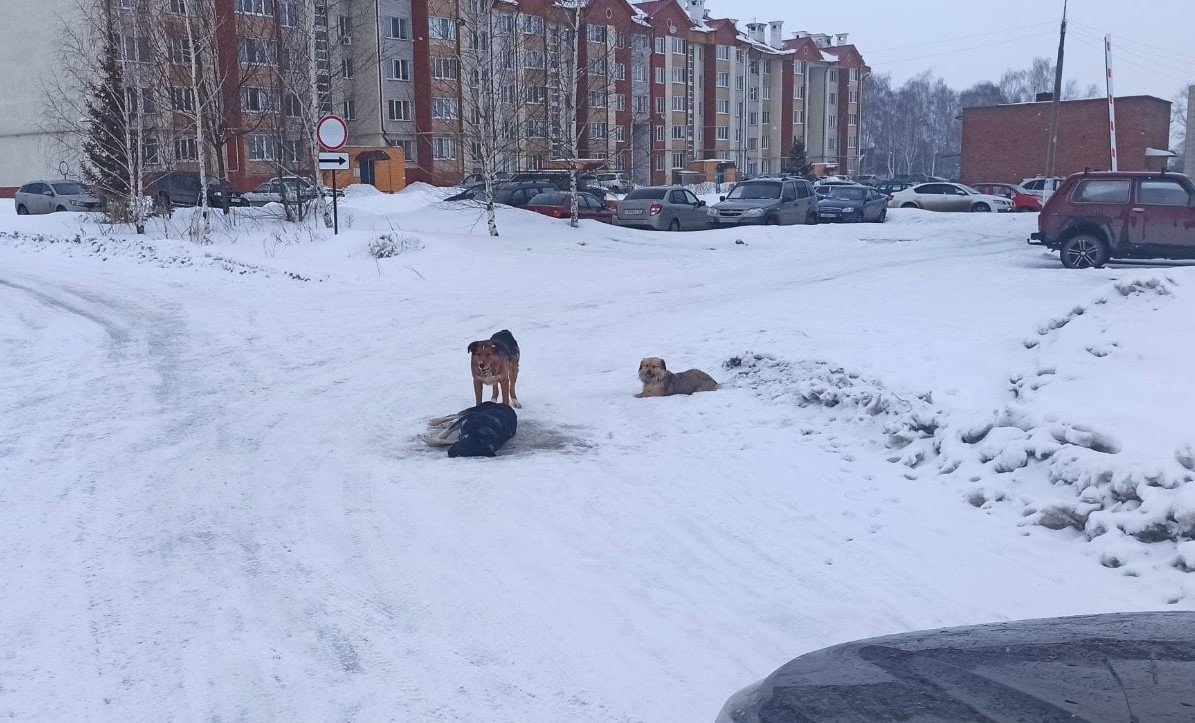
[960,95,1171,185]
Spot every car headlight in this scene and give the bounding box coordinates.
[743,208,764,217]
[69,199,86,206]
[706,207,718,217]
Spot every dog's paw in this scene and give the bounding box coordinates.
[510,400,522,409]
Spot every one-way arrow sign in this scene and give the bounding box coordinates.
[319,152,350,170]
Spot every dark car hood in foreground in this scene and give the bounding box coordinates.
[718,612,1195,723]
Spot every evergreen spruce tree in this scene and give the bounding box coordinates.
[81,31,134,222]
[784,139,814,180]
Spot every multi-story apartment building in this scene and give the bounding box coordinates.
[0,0,866,194]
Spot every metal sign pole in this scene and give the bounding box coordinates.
[332,168,339,235]
[1105,35,1119,172]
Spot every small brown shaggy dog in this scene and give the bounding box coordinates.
[468,330,521,408]
[635,357,718,397]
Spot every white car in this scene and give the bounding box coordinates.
[594,172,634,194]
[888,182,1015,213]
[1020,176,1066,199]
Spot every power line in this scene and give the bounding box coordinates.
[867,20,1056,55]
[1070,20,1195,65]
[875,31,1058,66]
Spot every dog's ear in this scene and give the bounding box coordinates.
[658,359,666,370]
[468,341,480,354]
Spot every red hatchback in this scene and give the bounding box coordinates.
[524,191,614,223]
[1029,171,1195,268]
[971,182,1042,212]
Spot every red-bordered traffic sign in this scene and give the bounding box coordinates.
[316,115,349,151]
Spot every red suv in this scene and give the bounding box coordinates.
[1029,171,1195,268]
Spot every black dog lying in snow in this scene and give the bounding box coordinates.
[423,402,518,457]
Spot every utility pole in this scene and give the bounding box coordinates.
[1044,0,1068,181]
[1104,35,1118,172]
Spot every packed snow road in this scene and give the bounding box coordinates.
[1,194,1192,721]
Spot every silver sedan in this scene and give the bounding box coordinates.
[612,186,710,231]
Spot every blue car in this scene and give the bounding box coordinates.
[816,184,888,223]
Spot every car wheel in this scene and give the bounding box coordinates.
[16,204,28,215]
[970,202,991,213]
[875,208,887,223]
[55,205,67,212]
[806,211,818,225]
[668,218,681,232]
[901,202,919,209]
[765,215,780,226]
[1060,233,1110,269]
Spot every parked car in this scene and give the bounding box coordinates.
[1029,171,1195,268]
[148,171,248,210]
[14,180,102,215]
[709,177,818,226]
[813,178,858,198]
[510,171,603,197]
[874,179,916,196]
[816,185,889,223]
[613,186,708,231]
[717,612,1195,723]
[1020,176,1066,199]
[971,182,1042,212]
[444,181,558,207]
[524,191,614,223]
[242,176,338,206]
[593,172,634,194]
[889,182,1015,212]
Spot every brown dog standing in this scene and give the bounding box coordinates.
[636,357,718,398]
[468,330,521,408]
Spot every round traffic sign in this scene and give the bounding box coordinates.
[316,115,349,151]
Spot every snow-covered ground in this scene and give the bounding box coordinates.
[2,187,1193,721]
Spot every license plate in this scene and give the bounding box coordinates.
[622,209,644,216]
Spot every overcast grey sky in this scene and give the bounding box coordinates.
[729,0,1192,101]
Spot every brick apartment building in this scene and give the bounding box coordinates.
[0,0,867,193]
[960,95,1172,186]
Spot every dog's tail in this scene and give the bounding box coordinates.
[491,329,519,357]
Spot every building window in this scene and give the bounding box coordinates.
[762,86,770,100]
[614,125,626,142]
[341,58,354,78]
[749,60,759,75]
[633,95,649,113]
[433,137,456,159]
[282,139,301,164]
[279,2,297,27]
[848,113,857,126]
[828,114,837,128]
[671,37,686,54]
[761,110,770,124]
[390,59,410,80]
[828,137,837,150]
[122,35,150,62]
[633,65,647,82]
[524,86,545,103]
[671,125,684,140]
[654,67,665,84]
[847,135,857,149]
[589,58,606,76]
[173,137,197,161]
[654,37,665,54]
[387,99,411,121]
[672,151,684,168]
[166,36,190,64]
[494,14,514,34]
[525,51,545,69]
[588,24,607,43]
[168,0,187,15]
[284,93,302,117]
[671,96,686,111]
[747,138,757,151]
[522,15,543,35]
[589,91,606,107]
[430,17,456,40]
[337,15,351,44]
[388,17,410,40]
[828,69,838,82]
[829,92,837,105]
[242,87,275,112]
[654,154,664,171]
[237,38,277,65]
[655,97,665,114]
[432,97,458,119]
[170,86,194,112]
[613,94,625,111]
[247,134,279,161]
[794,60,805,75]
[716,126,728,140]
[761,136,769,149]
[716,99,729,114]
[850,68,859,81]
[142,135,160,165]
[716,72,729,88]
[394,139,415,163]
[671,68,686,84]
[795,85,804,100]
[589,122,607,139]
[849,90,858,103]
[342,100,356,120]
[748,87,758,101]
[431,57,458,79]
[235,0,273,16]
[793,109,804,124]
[763,60,772,74]
[716,45,730,61]
[654,124,665,142]
[614,63,626,80]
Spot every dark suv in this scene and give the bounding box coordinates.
[148,171,248,210]
[1029,171,1195,268]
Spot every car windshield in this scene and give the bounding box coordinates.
[625,188,666,200]
[727,182,781,200]
[827,187,866,201]
[51,182,85,195]
[959,185,981,195]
